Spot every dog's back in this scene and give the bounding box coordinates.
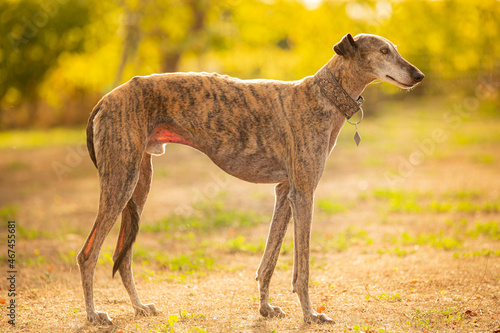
[88,72,308,183]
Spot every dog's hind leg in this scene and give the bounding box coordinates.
[77,151,143,325]
[256,181,291,318]
[112,153,158,317]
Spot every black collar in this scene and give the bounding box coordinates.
[314,65,364,120]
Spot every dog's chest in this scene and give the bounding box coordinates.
[327,114,347,154]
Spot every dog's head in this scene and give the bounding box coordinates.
[334,33,424,89]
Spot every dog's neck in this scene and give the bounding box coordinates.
[314,57,368,120]
[326,55,372,98]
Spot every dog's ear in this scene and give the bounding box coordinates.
[333,33,358,57]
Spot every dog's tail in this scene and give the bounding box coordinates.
[112,198,140,277]
[86,101,102,169]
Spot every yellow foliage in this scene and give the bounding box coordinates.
[1,0,499,127]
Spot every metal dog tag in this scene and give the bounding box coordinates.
[354,124,361,146]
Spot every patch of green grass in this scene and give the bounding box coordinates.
[373,188,401,200]
[133,248,217,284]
[457,201,498,213]
[372,293,402,302]
[373,188,424,213]
[403,307,466,331]
[398,232,462,250]
[97,251,114,265]
[430,201,499,214]
[166,231,197,242]
[467,220,499,240]
[454,249,500,258]
[373,188,425,200]
[154,314,180,333]
[429,200,454,213]
[133,247,216,273]
[377,247,414,257]
[23,249,50,266]
[317,199,347,215]
[443,190,482,200]
[179,309,205,320]
[0,127,85,150]
[17,225,53,239]
[133,245,153,265]
[59,250,77,265]
[276,258,293,271]
[480,202,500,213]
[280,240,293,255]
[163,252,215,273]
[0,204,18,220]
[429,199,499,214]
[316,226,373,252]
[144,201,266,233]
[223,236,264,254]
[372,188,498,215]
[389,198,421,213]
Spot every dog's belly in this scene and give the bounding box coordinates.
[208,153,287,184]
[147,126,288,183]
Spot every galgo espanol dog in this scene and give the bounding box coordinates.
[78,33,424,325]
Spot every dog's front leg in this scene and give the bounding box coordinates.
[256,181,291,318]
[288,188,334,324]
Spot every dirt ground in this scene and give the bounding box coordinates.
[0,98,499,332]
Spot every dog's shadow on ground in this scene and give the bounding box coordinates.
[249,316,336,333]
[73,313,138,333]
[248,317,280,333]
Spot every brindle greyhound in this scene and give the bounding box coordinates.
[78,33,424,325]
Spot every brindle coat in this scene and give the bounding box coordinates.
[77,33,424,325]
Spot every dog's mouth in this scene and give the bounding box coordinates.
[386,75,415,88]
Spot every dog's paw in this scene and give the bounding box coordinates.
[134,303,159,317]
[304,311,334,324]
[87,310,113,325]
[259,304,286,318]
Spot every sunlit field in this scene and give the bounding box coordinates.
[1,0,499,331]
[0,97,499,332]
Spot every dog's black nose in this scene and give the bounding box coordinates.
[412,71,425,82]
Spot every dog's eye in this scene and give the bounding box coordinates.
[381,48,389,54]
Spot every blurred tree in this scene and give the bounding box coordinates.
[161,0,210,73]
[140,0,220,73]
[0,0,90,126]
[0,0,498,128]
[113,2,142,87]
